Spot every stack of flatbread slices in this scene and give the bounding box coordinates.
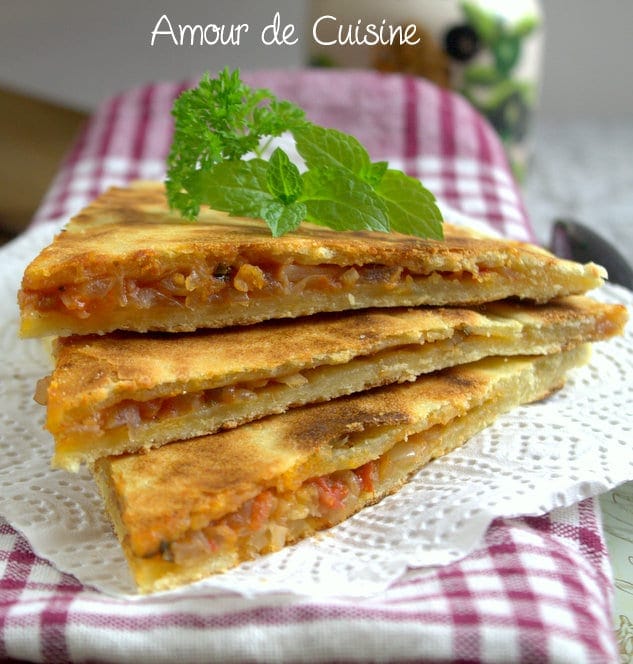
[19,181,627,594]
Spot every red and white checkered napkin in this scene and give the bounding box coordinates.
[3,69,618,663]
[0,504,617,663]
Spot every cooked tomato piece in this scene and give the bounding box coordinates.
[249,490,275,531]
[355,460,378,494]
[313,476,349,510]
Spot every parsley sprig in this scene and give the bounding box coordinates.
[166,68,443,239]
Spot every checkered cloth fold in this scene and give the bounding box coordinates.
[2,69,618,663]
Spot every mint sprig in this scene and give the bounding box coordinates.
[167,68,443,239]
[301,166,390,234]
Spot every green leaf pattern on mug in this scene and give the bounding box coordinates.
[459,1,540,180]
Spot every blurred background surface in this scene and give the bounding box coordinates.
[3,0,632,117]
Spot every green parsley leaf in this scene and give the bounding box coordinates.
[167,68,306,219]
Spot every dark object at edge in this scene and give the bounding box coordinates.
[550,218,633,291]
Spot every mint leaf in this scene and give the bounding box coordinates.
[363,160,389,187]
[300,168,390,233]
[189,159,275,218]
[166,68,444,239]
[293,125,441,237]
[261,200,306,237]
[189,158,305,236]
[294,125,372,177]
[266,148,303,203]
[375,169,443,239]
[293,126,388,188]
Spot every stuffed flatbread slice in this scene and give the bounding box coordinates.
[41,296,626,471]
[92,344,591,594]
[19,181,606,337]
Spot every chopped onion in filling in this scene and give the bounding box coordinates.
[25,259,431,316]
[71,371,310,435]
[166,465,372,565]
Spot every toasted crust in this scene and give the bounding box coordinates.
[19,182,606,337]
[17,181,564,288]
[92,345,591,593]
[47,296,627,471]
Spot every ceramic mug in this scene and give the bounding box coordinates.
[307,0,544,180]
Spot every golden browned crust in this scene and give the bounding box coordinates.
[18,182,606,337]
[46,296,627,471]
[92,345,591,593]
[93,345,590,562]
[18,182,558,288]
